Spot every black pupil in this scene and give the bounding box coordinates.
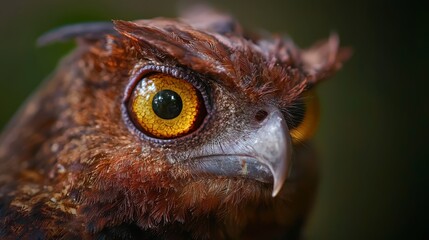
[152,90,183,119]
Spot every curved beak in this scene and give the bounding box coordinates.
[250,109,292,196]
[188,108,292,197]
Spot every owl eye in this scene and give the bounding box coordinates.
[288,91,320,143]
[127,73,207,139]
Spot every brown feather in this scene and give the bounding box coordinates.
[0,7,349,239]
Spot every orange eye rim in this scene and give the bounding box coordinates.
[122,65,212,143]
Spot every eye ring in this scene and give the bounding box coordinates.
[122,65,212,144]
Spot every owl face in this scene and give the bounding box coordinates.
[103,18,341,198]
[86,19,304,198]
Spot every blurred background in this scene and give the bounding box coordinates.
[0,0,426,239]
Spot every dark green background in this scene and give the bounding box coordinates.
[0,0,426,239]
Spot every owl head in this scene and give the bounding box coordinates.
[2,6,350,238]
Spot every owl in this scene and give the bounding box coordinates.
[0,6,349,239]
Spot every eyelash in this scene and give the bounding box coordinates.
[285,98,306,130]
[285,91,320,143]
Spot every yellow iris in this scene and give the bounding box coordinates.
[129,73,203,139]
[290,91,320,143]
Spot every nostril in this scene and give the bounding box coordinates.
[255,110,268,122]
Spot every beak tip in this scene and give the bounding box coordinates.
[271,178,285,197]
[272,190,279,198]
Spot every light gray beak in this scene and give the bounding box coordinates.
[187,108,292,197]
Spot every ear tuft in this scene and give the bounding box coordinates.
[112,20,142,42]
[301,33,352,85]
[37,22,115,47]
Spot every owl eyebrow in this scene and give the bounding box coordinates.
[37,22,116,47]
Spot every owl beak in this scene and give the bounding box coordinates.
[250,108,292,197]
[187,108,291,197]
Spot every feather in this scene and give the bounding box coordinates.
[0,6,349,239]
[37,22,115,46]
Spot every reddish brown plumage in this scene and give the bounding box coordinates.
[0,7,349,239]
